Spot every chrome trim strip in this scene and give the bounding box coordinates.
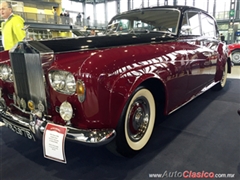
[0,108,116,146]
[3,111,30,127]
[11,103,32,115]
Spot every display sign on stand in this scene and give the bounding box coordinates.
[43,123,67,163]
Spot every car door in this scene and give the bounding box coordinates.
[180,10,218,97]
[199,13,219,80]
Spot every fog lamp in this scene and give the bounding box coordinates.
[0,64,12,81]
[59,101,73,121]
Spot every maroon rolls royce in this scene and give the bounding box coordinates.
[0,6,231,158]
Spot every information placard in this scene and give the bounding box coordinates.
[43,123,67,163]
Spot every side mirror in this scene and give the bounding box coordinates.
[181,24,191,35]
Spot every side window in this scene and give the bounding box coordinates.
[133,20,153,31]
[181,11,201,36]
[201,14,216,37]
[119,19,129,31]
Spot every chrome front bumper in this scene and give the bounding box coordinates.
[0,102,116,146]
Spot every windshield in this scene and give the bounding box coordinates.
[106,8,180,35]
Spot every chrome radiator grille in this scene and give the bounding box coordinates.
[10,52,47,112]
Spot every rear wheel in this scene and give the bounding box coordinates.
[231,51,240,64]
[213,63,227,90]
[115,87,156,157]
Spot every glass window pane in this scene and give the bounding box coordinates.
[189,13,201,35]
[108,1,116,21]
[149,0,158,7]
[133,0,142,9]
[216,0,231,12]
[120,0,128,13]
[86,4,93,21]
[62,0,83,12]
[181,12,201,36]
[195,0,209,11]
[215,0,230,20]
[96,3,105,24]
[177,0,186,6]
[201,14,216,37]
[109,8,180,35]
[168,0,174,5]
[186,0,194,6]
[208,0,215,15]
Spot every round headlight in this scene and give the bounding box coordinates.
[49,70,76,95]
[65,73,76,93]
[51,72,65,90]
[0,65,12,81]
[59,101,73,121]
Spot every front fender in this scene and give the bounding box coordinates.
[108,72,163,128]
[0,51,15,107]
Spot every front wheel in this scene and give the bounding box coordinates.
[115,87,156,157]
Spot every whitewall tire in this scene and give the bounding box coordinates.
[213,63,227,90]
[116,87,156,157]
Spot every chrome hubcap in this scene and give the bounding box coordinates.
[127,98,150,142]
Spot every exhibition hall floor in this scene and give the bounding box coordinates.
[0,66,239,180]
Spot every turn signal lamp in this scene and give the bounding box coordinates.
[77,80,86,103]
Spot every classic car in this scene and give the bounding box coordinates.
[228,43,240,64]
[0,5,231,159]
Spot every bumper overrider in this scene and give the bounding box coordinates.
[0,98,116,146]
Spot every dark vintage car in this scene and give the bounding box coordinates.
[0,6,231,159]
[228,43,240,64]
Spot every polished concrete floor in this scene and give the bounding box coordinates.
[228,65,240,79]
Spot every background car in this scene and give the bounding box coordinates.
[0,5,231,160]
[228,43,240,64]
